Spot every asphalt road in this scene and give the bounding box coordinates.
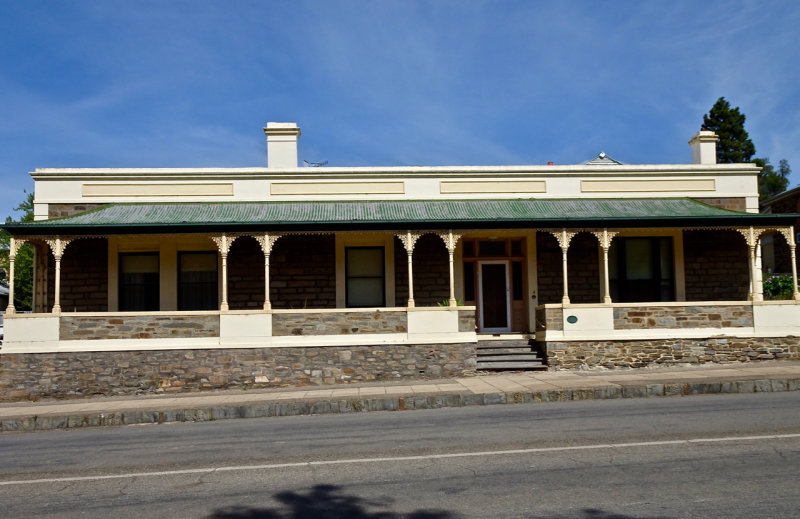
[1,392,799,518]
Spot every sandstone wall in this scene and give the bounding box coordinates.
[60,314,220,340]
[613,305,753,329]
[272,311,407,336]
[0,343,477,401]
[46,238,108,312]
[683,230,749,301]
[546,336,800,369]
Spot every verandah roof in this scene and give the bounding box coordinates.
[3,198,797,235]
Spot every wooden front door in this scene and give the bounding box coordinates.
[478,261,511,332]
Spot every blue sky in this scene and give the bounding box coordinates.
[1,1,799,219]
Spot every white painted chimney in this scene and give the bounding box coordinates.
[688,130,718,165]
[263,122,301,168]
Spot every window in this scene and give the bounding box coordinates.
[178,252,218,310]
[609,237,674,302]
[345,247,385,307]
[119,253,159,311]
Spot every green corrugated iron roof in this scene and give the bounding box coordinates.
[2,198,795,235]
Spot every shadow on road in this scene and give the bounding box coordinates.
[207,483,460,519]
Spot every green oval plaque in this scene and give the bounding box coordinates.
[566,315,578,324]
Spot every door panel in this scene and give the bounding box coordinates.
[479,261,510,332]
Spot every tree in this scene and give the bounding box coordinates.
[702,97,755,164]
[702,97,791,200]
[754,157,789,200]
[0,191,35,310]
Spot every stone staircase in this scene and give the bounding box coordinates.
[476,338,547,371]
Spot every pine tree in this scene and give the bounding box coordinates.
[702,97,756,164]
[702,97,790,200]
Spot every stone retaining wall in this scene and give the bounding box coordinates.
[60,314,220,340]
[613,305,753,329]
[536,306,563,331]
[272,311,407,336]
[458,310,476,332]
[0,343,477,401]
[546,336,800,369]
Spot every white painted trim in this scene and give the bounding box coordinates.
[0,331,478,354]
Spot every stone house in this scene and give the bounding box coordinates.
[760,186,800,274]
[1,123,799,401]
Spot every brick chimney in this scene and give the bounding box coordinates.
[688,129,718,165]
[263,122,301,168]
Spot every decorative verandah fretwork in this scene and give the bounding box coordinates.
[542,225,800,305]
[6,235,80,315]
[394,230,462,308]
[9,224,800,316]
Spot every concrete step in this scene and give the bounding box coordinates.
[477,361,547,370]
[477,347,534,355]
[476,340,531,349]
[477,354,542,362]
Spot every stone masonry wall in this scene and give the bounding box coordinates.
[567,233,600,304]
[394,234,450,307]
[271,234,336,309]
[60,314,220,340]
[693,197,747,212]
[0,343,478,401]
[458,310,476,332]
[536,233,563,304]
[613,305,753,329]
[228,237,264,310]
[546,336,800,369]
[47,203,107,219]
[47,238,108,312]
[272,311,407,336]
[683,230,749,301]
[536,305,563,332]
[536,232,601,305]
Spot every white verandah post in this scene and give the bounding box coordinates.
[396,231,421,307]
[547,229,577,305]
[211,234,240,312]
[44,237,72,315]
[593,229,617,304]
[254,233,282,310]
[436,230,461,307]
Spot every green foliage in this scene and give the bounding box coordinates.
[754,157,790,201]
[437,297,463,307]
[1,191,35,310]
[763,273,794,300]
[703,97,755,164]
[702,97,790,200]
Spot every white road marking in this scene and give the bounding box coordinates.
[2,433,799,487]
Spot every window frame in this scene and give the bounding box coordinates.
[177,251,219,311]
[345,246,386,308]
[118,252,160,311]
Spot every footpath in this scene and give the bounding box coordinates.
[2,362,800,433]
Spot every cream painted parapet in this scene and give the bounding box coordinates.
[253,233,282,310]
[2,315,60,352]
[407,307,476,342]
[396,231,422,307]
[436,230,462,307]
[219,312,272,345]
